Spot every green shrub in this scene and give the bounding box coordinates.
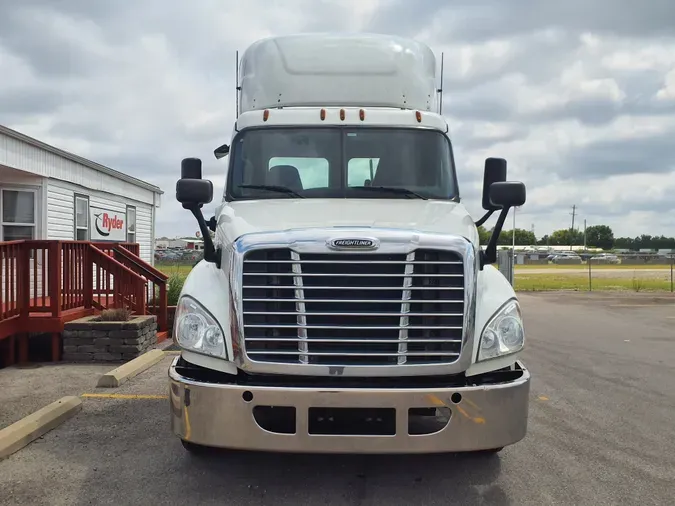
[632,275,644,292]
[167,273,186,306]
[99,307,132,322]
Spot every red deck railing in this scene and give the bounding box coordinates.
[89,245,146,314]
[1,241,22,322]
[0,241,168,358]
[61,242,88,310]
[111,245,169,331]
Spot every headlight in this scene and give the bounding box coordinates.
[477,299,524,361]
[174,296,227,359]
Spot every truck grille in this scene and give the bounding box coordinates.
[241,248,465,366]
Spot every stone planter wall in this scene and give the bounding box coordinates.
[62,315,157,363]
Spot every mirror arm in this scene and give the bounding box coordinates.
[480,206,511,269]
[207,216,217,232]
[474,209,495,228]
[185,205,221,268]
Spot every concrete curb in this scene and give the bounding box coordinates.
[0,396,82,460]
[97,349,165,388]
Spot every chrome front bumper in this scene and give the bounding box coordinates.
[168,357,530,454]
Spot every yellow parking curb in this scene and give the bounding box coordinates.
[0,396,82,460]
[82,393,168,400]
[97,349,165,388]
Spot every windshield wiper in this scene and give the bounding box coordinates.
[238,184,305,198]
[353,186,428,200]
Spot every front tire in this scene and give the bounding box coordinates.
[476,447,503,455]
[181,439,210,455]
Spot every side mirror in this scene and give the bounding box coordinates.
[214,144,230,160]
[176,179,213,206]
[489,181,526,208]
[477,162,527,268]
[181,157,203,179]
[481,158,507,211]
[178,157,219,266]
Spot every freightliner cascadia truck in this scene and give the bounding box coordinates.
[170,33,529,455]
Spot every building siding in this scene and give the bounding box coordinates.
[46,182,75,240]
[47,179,154,263]
[136,204,153,263]
[0,128,159,207]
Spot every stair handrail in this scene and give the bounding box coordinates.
[88,244,147,315]
[111,245,168,331]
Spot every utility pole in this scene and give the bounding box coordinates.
[512,206,517,268]
[583,219,587,250]
[570,205,577,232]
[570,205,577,248]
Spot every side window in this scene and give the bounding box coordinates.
[74,195,89,240]
[1,189,37,241]
[126,206,136,244]
[268,157,329,189]
[348,158,380,187]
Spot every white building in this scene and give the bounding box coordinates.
[0,125,162,263]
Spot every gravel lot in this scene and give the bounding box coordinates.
[1,291,674,506]
[0,362,112,430]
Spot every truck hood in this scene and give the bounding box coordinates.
[217,199,479,246]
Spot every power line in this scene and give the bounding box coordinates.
[583,219,587,249]
[570,205,577,247]
[570,205,577,232]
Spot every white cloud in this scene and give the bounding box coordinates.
[656,69,675,101]
[0,0,674,240]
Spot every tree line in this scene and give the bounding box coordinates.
[477,224,675,251]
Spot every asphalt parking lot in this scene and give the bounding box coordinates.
[1,292,674,506]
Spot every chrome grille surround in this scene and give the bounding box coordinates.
[227,228,477,377]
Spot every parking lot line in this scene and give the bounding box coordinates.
[81,393,168,400]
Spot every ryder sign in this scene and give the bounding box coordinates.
[90,206,126,242]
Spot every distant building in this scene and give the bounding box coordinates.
[182,239,204,250]
[155,237,204,250]
[156,237,170,249]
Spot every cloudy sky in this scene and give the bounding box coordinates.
[2,0,675,239]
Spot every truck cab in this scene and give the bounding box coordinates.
[170,33,530,454]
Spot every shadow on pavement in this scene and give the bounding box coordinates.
[0,397,509,506]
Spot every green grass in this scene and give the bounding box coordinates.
[515,274,673,292]
[156,263,194,276]
[154,264,191,305]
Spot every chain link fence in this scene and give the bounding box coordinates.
[503,250,675,292]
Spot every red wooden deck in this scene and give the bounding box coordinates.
[0,241,169,367]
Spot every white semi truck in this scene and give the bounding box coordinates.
[170,33,530,455]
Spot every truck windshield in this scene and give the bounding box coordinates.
[226,127,458,200]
